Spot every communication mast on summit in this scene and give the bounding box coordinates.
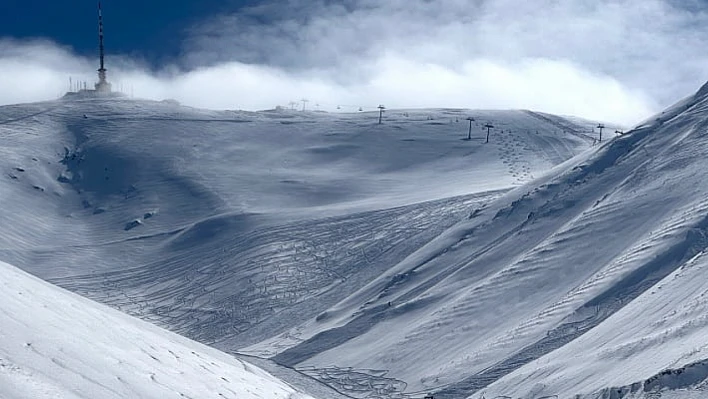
[63,2,122,98]
[95,2,112,93]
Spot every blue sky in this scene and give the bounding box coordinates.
[0,0,707,124]
[0,0,253,63]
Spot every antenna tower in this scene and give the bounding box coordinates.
[95,2,112,92]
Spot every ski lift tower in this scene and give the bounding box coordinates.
[597,123,605,142]
[466,117,475,140]
[94,2,112,93]
[484,123,494,143]
[378,105,386,124]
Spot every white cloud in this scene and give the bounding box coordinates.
[1,0,707,125]
[0,40,93,104]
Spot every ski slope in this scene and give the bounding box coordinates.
[243,83,708,399]
[0,259,312,399]
[464,82,708,399]
[0,95,630,398]
[0,97,595,343]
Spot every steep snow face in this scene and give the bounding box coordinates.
[246,84,708,398]
[0,260,312,399]
[464,85,708,399]
[0,97,594,356]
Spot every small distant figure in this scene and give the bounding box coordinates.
[83,114,88,119]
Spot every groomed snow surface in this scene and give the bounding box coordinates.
[4,87,708,398]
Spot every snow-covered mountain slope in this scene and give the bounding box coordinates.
[7,82,708,399]
[240,84,708,398]
[0,259,312,399]
[0,97,594,354]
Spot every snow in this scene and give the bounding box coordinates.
[460,83,708,399]
[0,98,594,353]
[0,259,312,399]
[255,84,708,398]
[14,89,708,399]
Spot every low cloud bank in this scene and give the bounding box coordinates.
[3,0,708,125]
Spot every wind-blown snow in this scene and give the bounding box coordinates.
[0,260,312,399]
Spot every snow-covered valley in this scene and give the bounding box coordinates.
[4,85,708,398]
